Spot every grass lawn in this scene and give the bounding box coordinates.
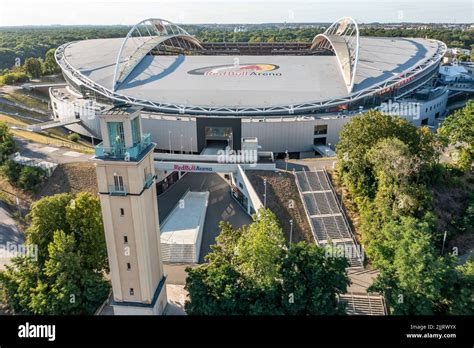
[3,91,49,112]
[0,113,93,153]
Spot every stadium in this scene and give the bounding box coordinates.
[50,17,447,157]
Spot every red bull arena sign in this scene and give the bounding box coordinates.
[173,164,214,172]
[188,63,281,77]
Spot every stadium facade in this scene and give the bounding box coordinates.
[51,17,448,157]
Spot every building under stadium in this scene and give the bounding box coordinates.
[50,17,448,159]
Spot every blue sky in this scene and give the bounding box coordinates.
[0,0,472,26]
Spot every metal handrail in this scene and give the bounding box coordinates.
[95,133,151,159]
[108,185,128,196]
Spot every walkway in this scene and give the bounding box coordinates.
[14,137,91,164]
[0,202,23,270]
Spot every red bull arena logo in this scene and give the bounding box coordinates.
[188,63,281,77]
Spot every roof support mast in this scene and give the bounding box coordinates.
[112,18,203,91]
[310,17,360,93]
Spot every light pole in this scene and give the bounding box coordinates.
[285,149,289,171]
[168,131,172,154]
[289,219,293,246]
[263,178,267,208]
[441,230,447,255]
[180,134,183,154]
[190,137,193,154]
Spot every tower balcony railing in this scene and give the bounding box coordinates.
[95,133,152,160]
[144,173,155,189]
[108,185,128,196]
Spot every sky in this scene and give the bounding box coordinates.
[0,0,472,26]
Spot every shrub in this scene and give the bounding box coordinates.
[17,166,45,193]
[2,159,21,183]
[0,71,29,86]
[0,121,17,163]
[67,133,80,142]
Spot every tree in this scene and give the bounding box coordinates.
[26,193,72,263]
[185,209,349,315]
[0,256,39,313]
[280,242,349,315]
[439,101,474,146]
[0,192,110,314]
[42,48,60,75]
[23,57,42,79]
[369,217,453,315]
[235,208,286,289]
[447,258,474,315]
[367,138,432,221]
[336,110,434,200]
[30,230,82,314]
[66,192,108,271]
[438,101,474,171]
[0,121,16,163]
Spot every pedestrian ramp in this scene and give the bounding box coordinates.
[27,117,80,132]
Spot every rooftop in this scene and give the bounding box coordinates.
[63,37,438,108]
[57,17,444,115]
[160,191,209,245]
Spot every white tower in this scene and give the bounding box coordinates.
[91,106,167,315]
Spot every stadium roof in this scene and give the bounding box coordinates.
[57,17,446,116]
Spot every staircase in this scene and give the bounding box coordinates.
[339,292,387,315]
[161,242,196,263]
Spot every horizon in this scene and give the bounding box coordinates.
[0,0,472,27]
[0,20,472,29]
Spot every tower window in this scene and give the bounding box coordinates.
[120,208,124,216]
[114,175,124,191]
[124,236,128,244]
[130,288,134,296]
[126,262,131,271]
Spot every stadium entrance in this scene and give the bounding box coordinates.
[196,117,242,152]
[205,126,233,149]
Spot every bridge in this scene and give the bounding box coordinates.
[445,79,474,93]
[26,117,81,132]
[21,82,67,90]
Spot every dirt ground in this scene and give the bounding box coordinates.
[34,162,98,199]
[246,170,313,243]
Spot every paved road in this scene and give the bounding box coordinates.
[0,202,23,270]
[14,137,92,164]
[158,172,251,265]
